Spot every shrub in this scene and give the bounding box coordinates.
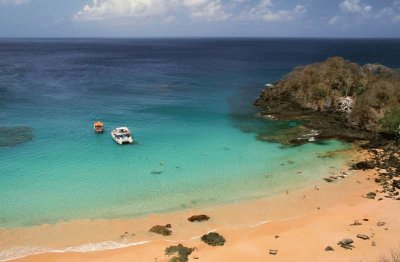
[380,107,400,134]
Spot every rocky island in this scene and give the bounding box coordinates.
[254,57,400,144]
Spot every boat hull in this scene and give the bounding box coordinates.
[112,137,133,144]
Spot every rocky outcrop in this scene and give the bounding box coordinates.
[254,57,400,143]
[362,142,400,199]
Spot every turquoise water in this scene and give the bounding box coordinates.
[2,38,399,228]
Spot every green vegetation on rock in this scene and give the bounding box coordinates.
[165,244,195,262]
[255,57,400,134]
[380,107,400,134]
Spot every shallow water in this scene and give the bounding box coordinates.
[1,38,399,228]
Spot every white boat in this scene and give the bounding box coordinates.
[111,127,133,144]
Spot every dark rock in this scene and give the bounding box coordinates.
[392,180,400,189]
[188,215,210,223]
[165,224,172,229]
[366,192,377,199]
[357,234,370,240]
[149,225,172,236]
[165,244,195,262]
[324,178,335,183]
[325,246,334,251]
[337,238,354,249]
[269,249,278,255]
[201,232,226,246]
[0,126,34,147]
[363,218,369,221]
[353,161,374,170]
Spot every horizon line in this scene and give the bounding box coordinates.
[1,36,400,40]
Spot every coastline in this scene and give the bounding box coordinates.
[2,147,399,261]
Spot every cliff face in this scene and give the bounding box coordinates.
[255,57,400,135]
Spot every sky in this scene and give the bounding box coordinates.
[0,0,399,37]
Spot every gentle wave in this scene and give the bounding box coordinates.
[0,240,150,262]
[248,216,302,229]
[249,220,270,228]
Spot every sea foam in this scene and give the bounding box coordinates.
[0,240,150,262]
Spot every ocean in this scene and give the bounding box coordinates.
[1,38,399,228]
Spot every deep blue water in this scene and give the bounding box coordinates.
[0,38,399,228]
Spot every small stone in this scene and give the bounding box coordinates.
[366,192,376,199]
[357,234,370,240]
[165,224,172,229]
[377,221,386,227]
[269,249,278,255]
[363,218,369,221]
[350,220,362,226]
[337,238,354,249]
[325,246,334,251]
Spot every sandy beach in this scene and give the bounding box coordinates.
[0,148,396,261]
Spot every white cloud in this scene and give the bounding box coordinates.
[242,1,306,22]
[73,0,177,21]
[74,0,231,22]
[336,0,400,24]
[183,0,209,7]
[73,0,310,24]
[0,0,28,5]
[340,0,372,16]
[263,4,306,22]
[188,0,231,21]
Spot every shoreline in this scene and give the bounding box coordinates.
[2,146,399,261]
